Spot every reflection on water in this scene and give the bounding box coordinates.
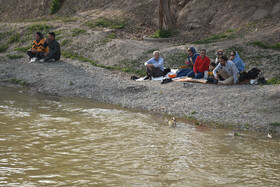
[0,86,279,186]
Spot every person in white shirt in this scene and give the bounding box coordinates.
[213,55,239,84]
[144,51,164,80]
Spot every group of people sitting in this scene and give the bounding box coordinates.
[144,47,245,85]
[27,31,61,63]
[27,31,246,85]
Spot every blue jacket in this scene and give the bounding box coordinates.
[186,46,199,66]
[232,52,245,72]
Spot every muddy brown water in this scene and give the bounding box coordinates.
[0,86,279,186]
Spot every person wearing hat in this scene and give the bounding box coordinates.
[27,31,49,63]
[39,32,61,63]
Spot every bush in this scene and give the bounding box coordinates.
[152,29,172,38]
[0,44,8,53]
[50,0,62,15]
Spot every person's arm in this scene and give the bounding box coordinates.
[144,58,153,66]
[193,57,199,73]
[152,58,164,68]
[213,63,221,78]
[232,63,239,83]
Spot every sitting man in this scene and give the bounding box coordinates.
[27,32,48,63]
[144,51,164,80]
[187,49,210,79]
[213,55,239,84]
[39,32,61,63]
[169,46,199,78]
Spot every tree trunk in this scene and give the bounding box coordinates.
[159,0,174,30]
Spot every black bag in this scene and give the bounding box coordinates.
[163,68,171,76]
[247,68,261,79]
[239,71,248,82]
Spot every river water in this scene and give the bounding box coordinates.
[0,86,279,186]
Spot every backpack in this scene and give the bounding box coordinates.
[247,68,261,79]
[239,71,248,82]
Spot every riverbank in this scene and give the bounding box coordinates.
[0,58,279,134]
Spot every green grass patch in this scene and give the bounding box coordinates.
[71,28,86,37]
[59,16,77,22]
[8,34,20,44]
[50,0,62,15]
[0,44,8,53]
[62,51,145,75]
[15,46,31,52]
[10,78,27,86]
[166,52,189,68]
[269,122,280,127]
[266,77,280,85]
[106,33,116,39]
[27,24,53,35]
[250,41,280,50]
[152,29,172,38]
[7,54,24,59]
[60,39,72,46]
[193,28,240,44]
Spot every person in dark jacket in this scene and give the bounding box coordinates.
[39,32,61,63]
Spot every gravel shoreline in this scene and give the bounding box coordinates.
[1,58,280,133]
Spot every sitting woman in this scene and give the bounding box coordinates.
[187,49,210,79]
[168,46,199,78]
[27,31,48,63]
[230,51,245,73]
[215,49,223,65]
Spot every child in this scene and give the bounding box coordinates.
[206,62,218,83]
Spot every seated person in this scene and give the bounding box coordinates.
[187,49,210,79]
[144,51,164,80]
[168,46,199,78]
[206,62,218,83]
[27,32,48,63]
[39,32,61,63]
[213,55,239,84]
[215,49,223,65]
[230,51,245,73]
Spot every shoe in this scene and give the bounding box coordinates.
[29,57,37,63]
[39,58,45,63]
[168,74,177,79]
[131,75,140,80]
[161,78,172,84]
[144,75,151,80]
